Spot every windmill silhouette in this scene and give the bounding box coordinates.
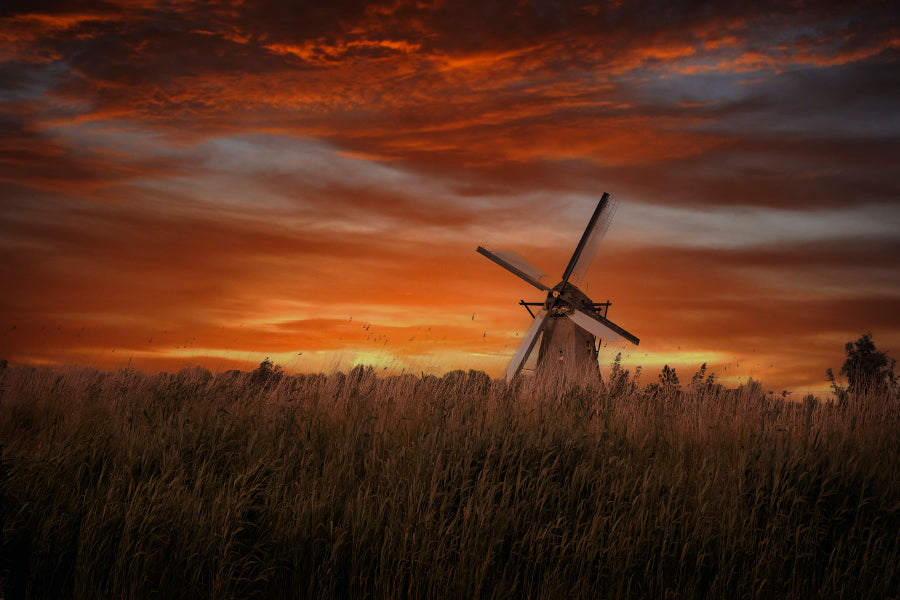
[477,192,639,382]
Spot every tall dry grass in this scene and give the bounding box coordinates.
[1,364,898,599]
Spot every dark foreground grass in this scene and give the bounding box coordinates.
[1,365,899,599]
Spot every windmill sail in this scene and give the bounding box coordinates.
[505,309,549,381]
[567,306,639,345]
[568,194,617,282]
[477,246,550,292]
[488,249,546,283]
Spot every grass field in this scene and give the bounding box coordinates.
[1,363,899,598]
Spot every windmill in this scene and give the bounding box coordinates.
[477,192,639,382]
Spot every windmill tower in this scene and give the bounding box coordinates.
[477,192,639,382]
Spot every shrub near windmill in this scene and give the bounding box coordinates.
[478,192,639,382]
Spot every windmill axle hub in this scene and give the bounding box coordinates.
[545,283,593,317]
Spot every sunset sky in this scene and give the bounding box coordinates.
[2,0,898,394]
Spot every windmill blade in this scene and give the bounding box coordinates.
[488,249,547,282]
[477,246,551,292]
[569,194,618,282]
[560,192,617,284]
[505,309,550,382]
[566,306,640,346]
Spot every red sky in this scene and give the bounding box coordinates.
[2,0,898,394]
